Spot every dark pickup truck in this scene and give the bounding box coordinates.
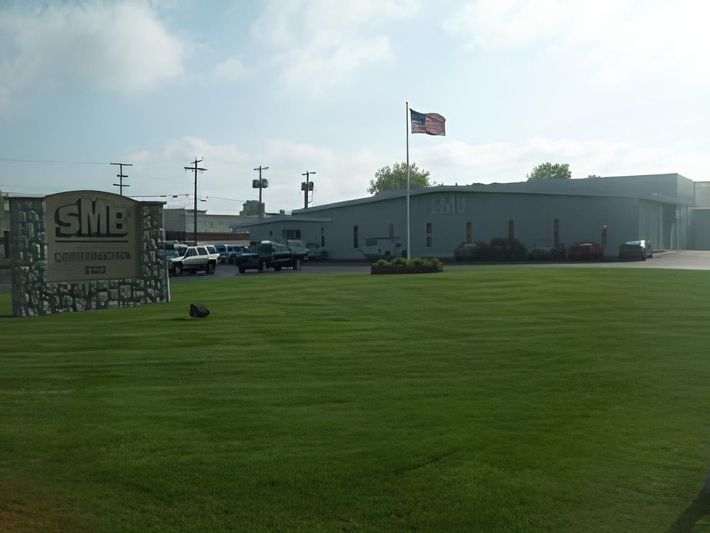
[235,241,306,273]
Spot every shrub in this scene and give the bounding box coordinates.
[454,241,488,261]
[453,238,527,262]
[486,237,528,261]
[371,257,443,272]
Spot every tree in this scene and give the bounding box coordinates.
[367,162,431,194]
[526,162,571,181]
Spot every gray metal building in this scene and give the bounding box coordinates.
[163,208,252,243]
[237,173,707,260]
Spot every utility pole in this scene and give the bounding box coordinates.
[184,158,207,245]
[110,162,133,196]
[252,165,269,218]
[301,170,316,209]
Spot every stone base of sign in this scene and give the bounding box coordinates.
[10,195,168,317]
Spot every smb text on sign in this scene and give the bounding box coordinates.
[45,191,141,282]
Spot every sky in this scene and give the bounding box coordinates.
[1,0,709,215]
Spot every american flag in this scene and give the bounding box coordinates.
[410,109,446,136]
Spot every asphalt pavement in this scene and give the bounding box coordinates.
[168,250,710,284]
[3,251,710,292]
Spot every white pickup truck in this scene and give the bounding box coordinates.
[169,245,217,276]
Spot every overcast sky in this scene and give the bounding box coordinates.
[1,0,709,214]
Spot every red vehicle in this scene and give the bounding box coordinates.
[567,242,603,261]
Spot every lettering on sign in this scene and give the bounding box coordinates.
[44,191,141,282]
[54,198,129,240]
[431,195,466,215]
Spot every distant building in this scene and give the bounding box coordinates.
[691,181,710,250]
[236,173,708,259]
[163,208,250,244]
[240,200,264,217]
[0,190,9,261]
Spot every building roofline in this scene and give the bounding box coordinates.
[292,173,693,213]
[235,215,332,228]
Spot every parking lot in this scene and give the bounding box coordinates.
[167,250,710,284]
[2,251,709,293]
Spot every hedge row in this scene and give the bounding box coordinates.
[373,257,444,271]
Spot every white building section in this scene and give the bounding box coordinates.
[236,173,709,260]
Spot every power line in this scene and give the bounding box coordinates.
[0,157,108,165]
[207,195,245,203]
[129,193,191,198]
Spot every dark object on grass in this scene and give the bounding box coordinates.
[189,304,210,318]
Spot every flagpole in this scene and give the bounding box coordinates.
[406,101,411,260]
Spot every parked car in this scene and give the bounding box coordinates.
[169,245,217,276]
[454,242,482,261]
[235,241,302,273]
[203,244,221,264]
[306,242,328,260]
[567,242,603,261]
[234,245,259,272]
[214,244,230,263]
[216,244,243,264]
[164,249,180,268]
[619,240,653,261]
[528,238,560,260]
[226,245,247,263]
[286,240,310,260]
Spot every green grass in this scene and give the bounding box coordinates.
[1,268,710,532]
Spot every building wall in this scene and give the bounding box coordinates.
[0,192,8,260]
[695,182,710,207]
[639,200,665,249]
[239,219,329,248]
[235,175,699,259]
[164,208,259,241]
[691,209,710,250]
[243,191,648,260]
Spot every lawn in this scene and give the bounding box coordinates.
[1,268,709,532]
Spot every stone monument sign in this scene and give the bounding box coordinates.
[10,190,168,316]
[45,191,141,282]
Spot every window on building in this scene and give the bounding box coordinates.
[553,218,560,248]
[426,222,432,248]
[283,229,301,239]
[321,227,325,247]
[353,225,359,248]
[508,220,515,240]
[388,223,394,238]
[466,222,472,244]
